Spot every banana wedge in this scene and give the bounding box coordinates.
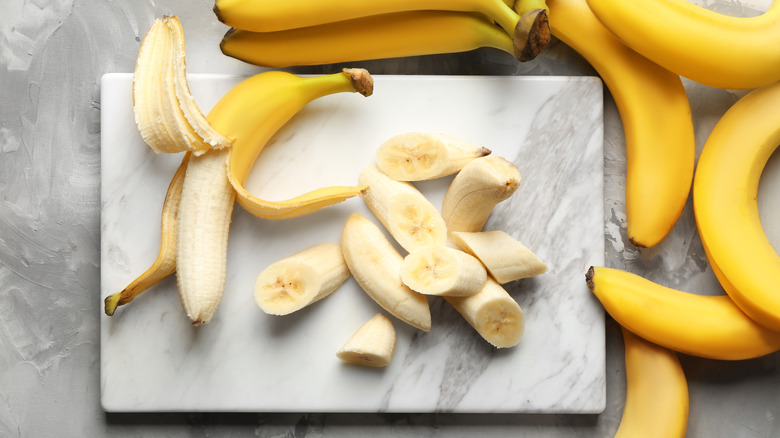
[400,246,488,297]
[445,276,524,348]
[450,230,547,284]
[375,132,491,181]
[337,313,397,367]
[358,165,447,252]
[341,213,432,332]
[441,155,522,234]
[254,243,350,316]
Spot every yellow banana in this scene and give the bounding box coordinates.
[104,153,189,316]
[585,266,780,360]
[693,80,780,332]
[544,0,694,248]
[219,11,514,68]
[205,69,373,219]
[585,0,780,89]
[614,328,688,438]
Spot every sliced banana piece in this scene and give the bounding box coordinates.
[375,132,491,181]
[441,155,522,234]
[133,16,232,155]
[341,213,432,331]
[445,277,524,348]
[450,230,547,284]
[358,164,447,252]
[400,245,487,297]
[254,243,350,315]
[336,313,397,367]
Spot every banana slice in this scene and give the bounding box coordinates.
[341,213,432,331]
[441,155,522,234]
[400,246,487,297]
[450,230,547,284]
[254,243,350,315]
[358,164,447,252]
[133,16,232,155]
[336,313,397,367]
[445,277,524,348]
[375,132,491,181]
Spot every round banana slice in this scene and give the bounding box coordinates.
[337,313,397,367]
[400,246,487,297]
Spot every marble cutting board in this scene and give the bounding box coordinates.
[100,73,605,413]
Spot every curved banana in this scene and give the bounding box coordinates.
[585,0,780,89]
[586,267,780,360]
[206,69,373,220]
[615,328,688,438]
[545,0,694,248]
[693,80,780,332]
[104,153,190,316]
[220,11,515,68]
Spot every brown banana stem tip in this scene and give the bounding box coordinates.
[343,68,374,97]
[513,9,551,62]
[213,2,226,23]
[585,266,595,290]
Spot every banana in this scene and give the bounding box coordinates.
[584,0,780,90]
[693,80,780,332]
[585,267,780,360]
[375,132,491,182]
[254,243,351,316]
[336,313,397,367]
[208,69,373,220]
[133,16,232,155]
[341,213,432,332]
[219,11,515,68]
[543,0,695,248]
[450,230,547,284]
[615,328,688,438]
[358,165,447,252]
[399,246,487,297]
[445,276,524,348]
[104,153,190,316]
[441,155,521,234]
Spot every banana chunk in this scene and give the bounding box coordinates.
[441,155,521,234]
[445,277,524,348]
[450,230,547,284]
[375,132,491,181]
[341,213,432,332]
[358,164,447,252]
[400,246,487,297]
[254,243,350,316]
[337,313,397,367]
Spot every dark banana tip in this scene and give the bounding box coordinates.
[513,9,551,62]
[585,266,596,290]
[213,2,226,23]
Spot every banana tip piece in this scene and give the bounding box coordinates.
[342,68,374,97]
[513,9,551,62]
[104,293,121,316]
[585,266,595,290]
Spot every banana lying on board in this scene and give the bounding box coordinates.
[337,313,397,367]
[585,0,780,90]
[693,80,780,332]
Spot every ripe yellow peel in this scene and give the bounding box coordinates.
[693,80,780,332]
[205,69,373,219]
[546,0,694,248]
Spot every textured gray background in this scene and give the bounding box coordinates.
[1,0,779,436]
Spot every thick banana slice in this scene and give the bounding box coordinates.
[358,164,447,252]
[133,16,232,155]
[254,243,350,315]
[445,277,524,348]
[441,155,522,234]
[375,132,491,181]
[341,213,432,331]
[336,313,397,367]
[450,230,547,284]
[400,246,487,297]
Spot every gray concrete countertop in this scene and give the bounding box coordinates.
[1,0,778,436]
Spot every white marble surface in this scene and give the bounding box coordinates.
[100,73,605,413]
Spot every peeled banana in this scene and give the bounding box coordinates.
[450,230,547,284]
[254,243,350,316]
[441,155,521,234]
[337,313,397,367]
[358,165,447,253]
[341,213,432,332]
[586,266,780,360]
[693,79,780,332]
[375,132,491,182]
[400,246,488,297]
